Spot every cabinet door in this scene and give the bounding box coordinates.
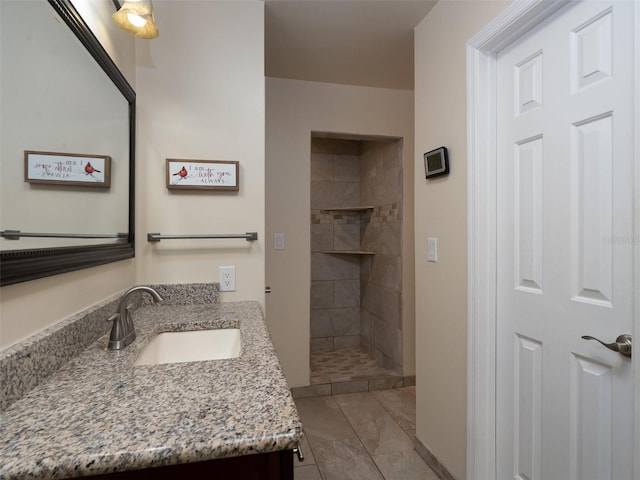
[85,450,294,480]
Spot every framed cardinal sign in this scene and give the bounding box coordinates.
[166,159,239,191]
[24,151,111,188]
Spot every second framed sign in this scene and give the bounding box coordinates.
[166,159,239,191]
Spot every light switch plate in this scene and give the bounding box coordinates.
[427,237,438,262]
[274,233,285,250]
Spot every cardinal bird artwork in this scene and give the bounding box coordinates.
[84,162,101,174]
[84,161,102,181]
[171,166,188,183]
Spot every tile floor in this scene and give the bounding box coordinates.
[293,387,439,480]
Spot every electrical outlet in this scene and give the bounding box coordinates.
[219,266,236,292]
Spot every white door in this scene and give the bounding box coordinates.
[496,1,634,479]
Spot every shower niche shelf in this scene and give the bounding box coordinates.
[321,206,374,213]
[321,250,375,255]
[321,206,375,255]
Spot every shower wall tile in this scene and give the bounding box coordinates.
[313,211,362,226]
[311,253,360,281]
[379,222,402,256]
[333,279,360,308]
[373,317,402,366]
[360,310,373,345]
[333,308,360,336]
[311,281,334,309]
[369,343,384,367]
[311,138,361,155]
[381,353,398,371]
[362,284,400,329]
[358,140,403,372]
[361,221,401,256]
[311,308,360,338]
[361,283,379,317]
[334,224,360,251]
[310,310,332,338]
[361,143,383,179]
[311,181,360,210]
[311,337,333,352]
[334,155,361,182]
[361,339,373,357]
[375,202,402,222]
[361,142,403,207]
[360,223,380,253]
[311,223,334,252]
[311,153,334,181]
[334,335,360,350]
[360,256,372,279]
[383,290,401,330]
[380,290,401,328]
[368,254,401,291]
[310,137,361,352]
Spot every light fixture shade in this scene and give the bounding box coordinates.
[112,0,159,39]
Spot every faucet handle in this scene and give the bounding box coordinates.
[107,312,128,350]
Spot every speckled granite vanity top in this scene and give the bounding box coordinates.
[0,297,303,479]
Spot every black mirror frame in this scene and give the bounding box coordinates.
[0,0,136,286]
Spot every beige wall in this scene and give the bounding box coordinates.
[0,1,265,348]
[0,263,134,349]
[265,77,415,387]
[134,1,265,305]
[73,0,136,86]
[0,1,136,349]
[413,1,510,479]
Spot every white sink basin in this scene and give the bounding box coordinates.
[134,328,241,366]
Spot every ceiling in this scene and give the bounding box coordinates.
[264,0,437,91]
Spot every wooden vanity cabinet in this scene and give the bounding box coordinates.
[85,450,293,480]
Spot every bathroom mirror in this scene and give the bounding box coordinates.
[0,0,135,286]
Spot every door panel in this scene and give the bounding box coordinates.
[496,1,634,479]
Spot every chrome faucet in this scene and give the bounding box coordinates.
[107,286,163,350]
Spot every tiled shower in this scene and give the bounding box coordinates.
[310,135,404,386]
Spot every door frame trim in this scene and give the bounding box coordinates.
[465,1,640,479]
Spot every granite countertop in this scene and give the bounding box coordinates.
[0,301,303,479]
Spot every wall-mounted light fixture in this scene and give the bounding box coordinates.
[112,0,159,39]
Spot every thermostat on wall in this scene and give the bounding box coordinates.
[423,146,449,179]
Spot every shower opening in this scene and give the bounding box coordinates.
[310,133,407,391]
